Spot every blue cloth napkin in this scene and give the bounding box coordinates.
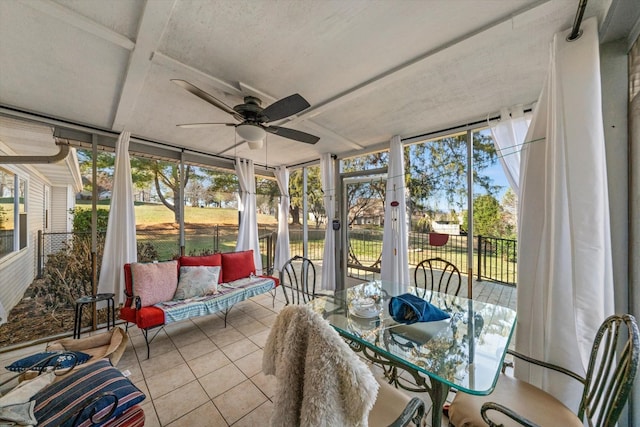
[388,293,450,324]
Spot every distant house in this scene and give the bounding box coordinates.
[432,220,461,235]
[350,198,384,226]
[0,117,83,315]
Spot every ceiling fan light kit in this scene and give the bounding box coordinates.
[173,79,320,148]
[236,123,266,143]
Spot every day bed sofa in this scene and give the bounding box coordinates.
[120,250,278,357]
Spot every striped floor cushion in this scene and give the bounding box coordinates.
[32,359,146,427]
[102,404,145,427]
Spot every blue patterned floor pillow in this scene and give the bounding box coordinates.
[5,351,91,372]
[389,293,450,324]
[32,359,146,427]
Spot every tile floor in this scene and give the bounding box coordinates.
[0,280,516,427]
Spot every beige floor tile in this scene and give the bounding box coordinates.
[231,400,273,427]
[193,314,227,331]
[220,338,260,361]
[258,313,278,327]
[247,329,271,348]
[178,337,218,361]
[146,363,195,399]
[132,331,177,358]
[168,325,209,348]
[199,363,247,399]
[233,320,269,337]
[140,349,185,378]
[213,380,268,425]
[166,401,228,427]
[187,349,232,378]
[250,371,277,399]
[208,327,245,347]
[234,349,264,378]
[154,380,209,426]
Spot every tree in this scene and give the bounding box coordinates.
[204,170,238,208]
[256,177,279,216]
[406,132,499,219]
[342,153,388,226]
[463,194,501,237]
[500,187,518,239]
[289,167,323,226]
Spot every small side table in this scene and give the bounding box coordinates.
[73,293,115,339]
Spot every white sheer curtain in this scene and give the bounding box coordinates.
[380,136,409,293]
[273,166,290,271]
[320,153,335,291]
[98,131,137,306]
[516,17,614,411]
[235,158,263,274]
[490,106,531,196]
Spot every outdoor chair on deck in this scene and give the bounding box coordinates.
[414,257,462,296]
[264,305,425,427]
[448,313,639,427]
[280,255,317,305]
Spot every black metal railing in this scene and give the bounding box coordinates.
[477,235,517,285]
[37,228,517,284]
[346,230,517,286]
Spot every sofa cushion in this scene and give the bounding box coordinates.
[130,261,179,307]
[221,250,256,283]
[174,266,221,300]
[136,306,165,329]
[32,359,145,427]
[179,253,222,267]
[179,254,223,283]
[5,351,91,372]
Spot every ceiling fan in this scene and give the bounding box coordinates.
[172,79,320,149]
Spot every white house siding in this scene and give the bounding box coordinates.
[0,167,77,315]
[0,169,41,314]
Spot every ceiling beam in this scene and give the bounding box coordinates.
[24,0,135,50]
[111,0,177,131]
[153,52,244,97]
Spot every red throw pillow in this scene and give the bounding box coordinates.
[221,250,255,283]
[179,253,222,266]
[179,253,222,283]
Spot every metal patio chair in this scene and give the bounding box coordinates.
[414,257,462,296]
[448,313,640,426]
[279,255,317,305]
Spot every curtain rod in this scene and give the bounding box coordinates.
[567,0,588,41]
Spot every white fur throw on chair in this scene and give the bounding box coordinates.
[263,305,379,427]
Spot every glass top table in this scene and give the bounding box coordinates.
[307,280,517,427]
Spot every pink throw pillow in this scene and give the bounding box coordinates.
[130,261,179,307]
[221,250,255,283]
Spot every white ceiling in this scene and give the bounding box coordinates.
[0,0,636,169]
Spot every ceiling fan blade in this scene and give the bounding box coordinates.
[262,94,310,122]
[266,126,320,144]
[217,140,247,155]
[176,123,235,129]
[171,79,242,120]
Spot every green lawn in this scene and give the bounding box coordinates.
[75,201,277,226]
